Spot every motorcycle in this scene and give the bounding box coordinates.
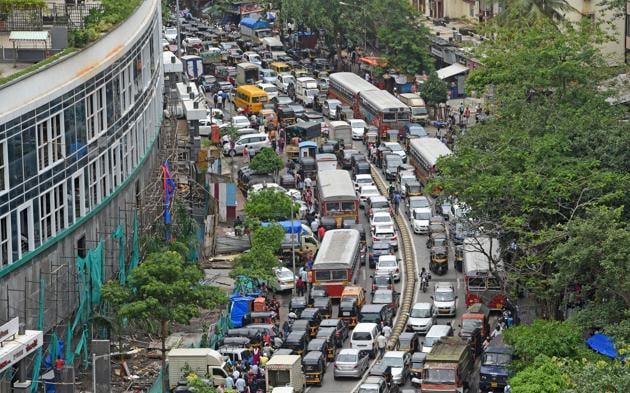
[420,274,430,292]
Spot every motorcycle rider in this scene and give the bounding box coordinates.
[419,268,431,290]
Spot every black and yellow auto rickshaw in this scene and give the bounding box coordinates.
[313,297,333,319]
[309,286,327,304]
[430,245,449,275]
[313,329,337,362]
[289,296,307,318]
[307,338,330,363]
[405,180,422,197]
[397,332,419,353]
[282,330,309,355]
[250,311,275,325]
[302,350,326,386]
[455,245,464,272]
[339,297,359,328]
[410,352,427,386]
[299,308,322,338]
[364,129,379,146]
[277,105,296,125]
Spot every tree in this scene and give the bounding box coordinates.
[101,251,227,393]
[245,188,299,222]
[494,0,576,24]
[249,147,284,175]
[230,224,285,284]
[420,71,447,114]
[508,355,570,393]
[563,359,630,393]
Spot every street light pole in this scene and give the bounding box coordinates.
[291,202,297,296]
[175,0,182,57]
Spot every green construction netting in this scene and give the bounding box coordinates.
[130,209,140,272]
[30,279,44,393]
[206,311,231,349]
[112,223,126,285]
[232,276,258,296]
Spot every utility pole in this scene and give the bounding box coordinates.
[176,0,182,57]
[291,202,297,295]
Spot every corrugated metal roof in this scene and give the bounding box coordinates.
[9,31,49,41]
[313,229,361,268]
[317,169,357,201]
[409,138,452,167]
[359,89,408,112]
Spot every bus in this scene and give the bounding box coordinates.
[408,137,452,185]
[233,85,268,114]
[463,237,506,310]
[358,89,410,134]
[328,72,377,110]
[316,169,359,227]
[310,229,362,298]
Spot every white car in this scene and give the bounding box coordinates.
[354,174,374,191]
[275,73,295,93]
[411,207,432,234]
[407,302,435,334]
[370,212,394,230]
[376,255,400,281]
[257,83,279,100]
[220,127,258,144]
[350,119,367,140]
[164,27,177,43]
[359,185,380,208]
[383,142,407,162]
[273,267,296,292]
[381,351,410,385]
[260,68,278,84]
[373,225,398,251]
[222,133,270,156]
[198,117,227,136]
[249,183,286,194]
[433,282,457,317]
[406,196,430,219]
[231,115,251,130]
[398,174,417,197]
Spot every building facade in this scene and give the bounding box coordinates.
[0,0,163,331]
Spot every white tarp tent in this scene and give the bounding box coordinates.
[437,63,469,80]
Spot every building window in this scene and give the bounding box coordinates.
[77,235,87,259]
[36,112,65,172]
[72,170,87,223]
[111,142,122,188]
[17,202,34,259]
[88,158,99,208]
[0,213,11,267]
[98,152,109,200]
[123,130,134,176]
[86,86,107,141]
[0,139,8,194]
[39,182,67,242]
[120,64,134,114]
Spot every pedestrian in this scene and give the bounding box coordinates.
[269,128,277,141]
[213,93,218,107]
[282,320,291,336]
[271,139,277,151]
[464,105,470,121]
[233,368,240,380]
[263,331,271,346]
[393,192,401,212]
[217,92,224,109]
[376,332,387,355]
[273,335,284,348]
[382,323,392,339]
[299,266,307,282]
[310,215,319,232]
[388,184,395,200]
[225,375,235,389]
[296,277,306,296]
[491,325,502,339]
[306,253,314,270]
[252,347,261,365]
[243,145,250,162]
[318,225,326,240]
[278,135,285,153]
[459,102,464,116]
[304,176,312,189]
[218,384,225,393]
[235,376,247,393]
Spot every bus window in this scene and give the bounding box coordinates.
[315,271,331,281]
[487,277,501,290]
[341,202,355,211]
[468,277,485,289]
[326,202,340,212]
[384,113,396,122]
[332,270,348,280]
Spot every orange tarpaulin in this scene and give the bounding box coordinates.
[359,57,388,67]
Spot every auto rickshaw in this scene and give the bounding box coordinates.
[277,105,296,125]
[289,297,307,318]
[253,297,267,312]
[260,108,278,129]
[314,329,337,361]
[409,352,427,386]
[307,339,330,363]
[282,330,308,355]
[302,350,326,386]
[299,141,318,159]
[339,297,359,328]
[279,174,297,189]
[226,328,261,347]
[369,363,393,386]
[300,156,317,180]
[455,244,464,272]
[310,286,327,302]
[313,297,332,319]
[405,180,423,197]
[286,136,301,161]
[364,130,379,146]
[396,332,419,353]
[382,129,400,142]
[430,245,449,275]
[300,308,322,337]
[221,336,251,349]
[250,311,275,324]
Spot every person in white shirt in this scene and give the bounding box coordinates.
[376,333,387,355]
[382,324,392,339]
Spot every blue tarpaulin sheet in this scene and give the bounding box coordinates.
[239,18,270,30]
[229,296,254,328]
[586,333,618,359]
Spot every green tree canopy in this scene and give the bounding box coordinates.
[231,224,285,284]
[508,355,569,393]
[249,147,284,175]
[245,188,299,222]
[420,71,447,111]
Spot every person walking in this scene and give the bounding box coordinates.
[296,277,306,296]
[243,145,250,162]
[318,225,326,241]
[376,332,387,356]
[217,92,224,109]
[235,376,247,393]
[393,192,401,212]
[382,323,392,339]
[278,135,285,153]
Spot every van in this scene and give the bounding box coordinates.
[233,85,268,114]
[341,286,367,309]
[359,304,393,327]
[398,93,429,125]
[422,324,453,353]
[218,346,252,364]
[323,99,342,119]
[271,61,291,75]
[223,133,270,157]
[351,322,379,359]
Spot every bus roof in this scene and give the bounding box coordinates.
[237,62,260,69]
[313,229,361,269]
[329,72,378,96]
[236,85,268,96]
[409,138,452,167]
[359,89,409,112]
[463,237,503,275]
[317,169,357,200]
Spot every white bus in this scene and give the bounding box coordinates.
[310,229,361,299]
[408,137,452,184]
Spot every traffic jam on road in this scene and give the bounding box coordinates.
[166,13,516,393]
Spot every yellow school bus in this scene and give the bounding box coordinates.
[233,85,268,114]
[270,61,291,75]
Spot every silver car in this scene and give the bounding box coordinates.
[333,348,369,379]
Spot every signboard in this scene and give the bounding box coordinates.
[0,330,43,373]
[0,317,19,344]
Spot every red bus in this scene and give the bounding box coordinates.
[358,89,410,134]
[328,72,378,114]
[316,169,359,227]
[463,237,506,310]
[408,137,452,192]
[310,229,362,299]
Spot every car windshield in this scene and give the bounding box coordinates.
[277,269,293,279]
[379,259,397,268]
[412,107,428,116]
[413,211,431,220]
[409,198,429,209]
[410,307,431,318]
[362,188,379,196]
[388,144,402,151]
[482,352,512,366]
[265,86,278,93]
[373,216,391,224]
[337,353,358,362]
[373,293,392,303]
[425,369,456,384]
[434,291,454,302]
[352,332,372,341]
[382,356,404,368]
[357,178,372,185]
[374,276,391,285]
[462,319,482,334]
[359,313,381,323]
[358,388,378,393]
[371,200,388,208]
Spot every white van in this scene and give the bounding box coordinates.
[222,133,270,157]
[351,322,379,359]
[398,93,429,125]
[421,324,453,353]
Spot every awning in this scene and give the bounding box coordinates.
[9,31,48,42]
[359,57,388,67]
[437,63,469,80]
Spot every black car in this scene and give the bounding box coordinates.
[368,241,395,268]
[319,318,349,347]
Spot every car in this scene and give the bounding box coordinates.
[406,196,430,219]
[323,99,342,118]
[231,115,251,129]
[411,207,432,235]
[289,104,305,117]
[404,123,427,139]
[354,174,374,191]
[370,212,394,231]
[382,142,407,162]
[373,225,398,251]
[367,196,390,218]
[407,302,436,334]
[358,376,400,393]
[198,74,217,91]
[371,289,399,312]
[333,348,369,379]
[198,117,227,136]
[164,27,178,42]
[212,80,235,94]
[381,351,411,385]
[249,182,286,194]
[260,68,278,84]
[319,319,349,347]
[276,73,295,93]
[432,282,457,317]
[218,127,257,144]
[271,95,293,109]
[273,267,296,292]
[376,255,400,282]
[222,133,270,156]
[368,241,394,268]
[350,119,367,140]
[370,272,394,294]
[359,185,381,208]
[257,83,279,100]
[300,110,324,122]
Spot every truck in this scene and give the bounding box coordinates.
[459,302,490,339]
[239,18,272,44]
[167,348,229,389]
[421,337,474,393]
[265,355,306,393]
[236,62,260,86]
[262,221,320,258]
[295,77,319,107]
[397,93,429,125]
[328,121,353,149]
[261,37,287,60]
[479,335,513,392]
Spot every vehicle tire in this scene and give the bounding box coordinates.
[229,149,236,157]
[333,374,338,381]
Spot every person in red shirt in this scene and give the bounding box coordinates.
[318,225,326,240]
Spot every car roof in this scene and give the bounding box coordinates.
[339,348,360,355]
[354,322,378,332]
[373,289,393,295]
[435,282,454,291]
[384,351,406,357]
[378,255,396,262]
[412,302,432,309]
